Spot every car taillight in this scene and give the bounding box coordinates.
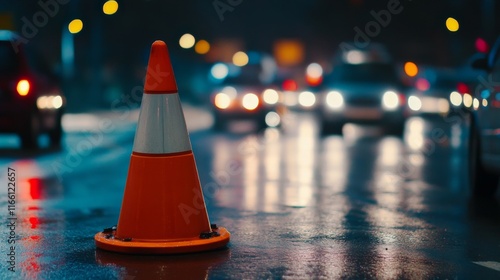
[456,82,469,94]
[16,79,30,96]
[398,93,406,106]
[282,79,297,92]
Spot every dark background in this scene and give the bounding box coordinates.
[1,0,499,111]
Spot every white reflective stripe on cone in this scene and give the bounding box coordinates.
[133,93,192,154]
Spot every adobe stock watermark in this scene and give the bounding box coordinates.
[475,73,500,96]
[10,0,70,53]
[213,0,243,22]
[51,64,168,182]
[395,125,449,182]
[394,100,472,185]
[339,0,407,51]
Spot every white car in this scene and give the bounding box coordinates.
[469,36,500,196]
[318,62,407,135]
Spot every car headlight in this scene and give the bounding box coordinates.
[408,95,422,111]
[37,95,64,110]
[473,97,480,110]
[449,91,462,107]
[265,111,281,127]
[214,93,231,109]
[242,93,259,110]
[463,93,473,108]
[298,91,316,107]
[382,91,399,110]
[325,91,344,110]
[263,89,279,105]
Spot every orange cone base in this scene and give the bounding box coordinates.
[94,227,230,254]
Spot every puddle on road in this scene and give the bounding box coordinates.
[18,177,64,201]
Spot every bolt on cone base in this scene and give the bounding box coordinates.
[94,227,230,255]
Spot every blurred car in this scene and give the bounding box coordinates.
[0,30,65,149]
[318,59,407,135]
[279,79,319,111]
[407,66,483,117]
[406,68,458,116]
[210,69,282,131]
[469,36,500,196]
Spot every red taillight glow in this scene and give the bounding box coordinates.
[282,79,298,91]
[399,93,406,105]
[415,78,430,91]
[456,82,469,94]
[306,75,323,86]
[475,37,489,53]
[17,79,30,96]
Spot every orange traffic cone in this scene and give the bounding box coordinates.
[94,40,230,254]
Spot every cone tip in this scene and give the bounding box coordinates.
[144,40,178,93]
[152,40,166,48]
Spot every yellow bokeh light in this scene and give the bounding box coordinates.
[446,17,459,32]
[273,40,304,66]
[17,80,30,96]
[179,33,195,49]
[404,61,418,77]
[214,93,231,109]
[232,51,249,67]
[68,19,83,34]
[194,40,210,54]
[103,0,119,15]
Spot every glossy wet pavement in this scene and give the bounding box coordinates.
[1,109,500,279]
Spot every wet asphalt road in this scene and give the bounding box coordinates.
[0,108,500,279]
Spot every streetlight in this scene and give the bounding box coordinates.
[103,0,119,15]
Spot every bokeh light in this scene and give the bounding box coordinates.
[408,96,422,111]
[210,63,229,80]
[273,40,304,66]
[195,40,210,54]
[263,89,279,105]
[214,93,231,109]
[233,51,248,66]
[306,63,323,86]
[404,62,418,77]
[298,91,316,107]
[326,91,344,109]
[449,91,462,107]
[282,79,298,91]
[242,93,259,110]
[456,82,469,94]
[446,17,459,32]
[345,50,365,64]
[232,51,249,67]
[16,79,30,96]
[103,0,119,15]
[415,78,430,91]
[306,63,323,78]
[68,19,83,34]
[265,112,281,127]
[382,91,399,110]
[179,33,195,49]
[52,96,63,109]
[473,98,480,110]
[463,93,473,108]
[475,37,489,53]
